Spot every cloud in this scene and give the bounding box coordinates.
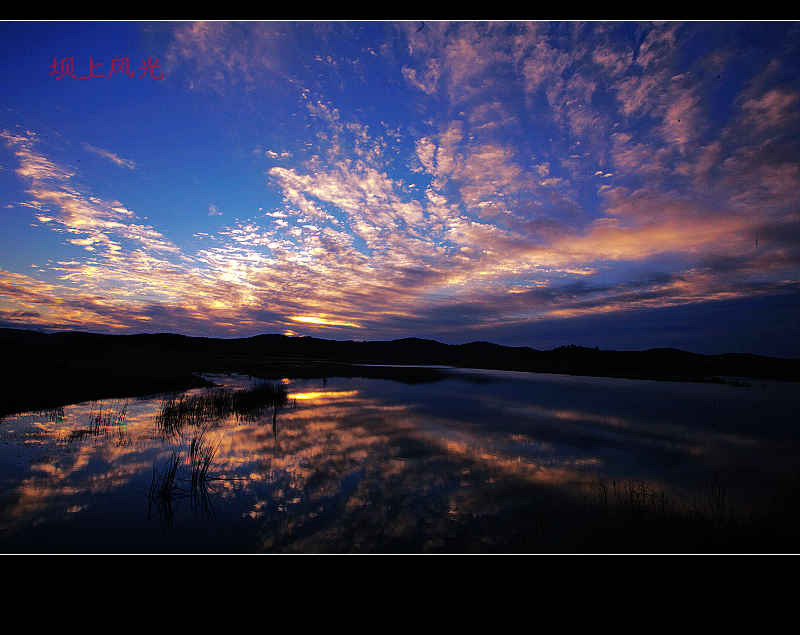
[401,61,440,95]
[1,22,799,348]
[82,143,136,169]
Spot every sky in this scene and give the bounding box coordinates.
[1,20,800,356]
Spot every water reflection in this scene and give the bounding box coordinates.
[1,370,799,552]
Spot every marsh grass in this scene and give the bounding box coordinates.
[147,383,286,527]
[147,449,181,528]
[62,399,130,444]
[146,429,245,526]
[189,430,219,491]
[39,407,65,423]
[155,382,288,437]
[583,476,734,523]
[188,431,220,517]
[553,473,764,551]
[590,479,667,517]
[149,449,181,500]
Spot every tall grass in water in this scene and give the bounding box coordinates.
[570,474,752,551]
[148,381,287,526]
[189,431,219,491]
[40,407,65,423]
[155,390,230,436]
[148,450,181,501]
[89,399,129,433]
[232,382,289,420]
[63,399,130,444]
[188,431,220,517]
[586,477,727,522]
[147,431,229,525]
[155,382,288,436]
[147,450,181,528]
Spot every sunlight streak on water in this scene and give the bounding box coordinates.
[1,370,799,552]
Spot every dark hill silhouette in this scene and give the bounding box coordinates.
[1,327,799,417]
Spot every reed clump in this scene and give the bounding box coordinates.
[155,382,288,436]
[149,450,180,498]
[189,430,219,491]
[62,399,130,444]
[147,430,246,525]
[89,400,129,433]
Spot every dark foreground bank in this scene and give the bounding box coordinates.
[2,327,799,417]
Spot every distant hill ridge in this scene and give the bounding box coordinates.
[1,326,798,381]
[3,326,800,417]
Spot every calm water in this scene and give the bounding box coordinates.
[1,368,798,552]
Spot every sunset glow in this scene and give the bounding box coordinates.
[1,21,799,354]
[289,316,363,328]
[288,390,361,400]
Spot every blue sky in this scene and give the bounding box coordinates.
[1,21,800,355]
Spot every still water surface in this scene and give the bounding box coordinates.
[1,368,798,552]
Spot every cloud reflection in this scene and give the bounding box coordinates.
[1,371,795,550]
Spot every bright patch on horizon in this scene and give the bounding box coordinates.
[288,390,360,400]
[0,21,798,354]
[289,315,363,329]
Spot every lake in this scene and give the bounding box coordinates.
[1,368,798,552]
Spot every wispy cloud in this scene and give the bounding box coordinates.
[1,22,799,346]
[82,143,136,169]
